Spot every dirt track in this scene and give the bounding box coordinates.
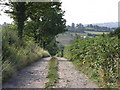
[55,57,98,88]
[3,57,98,88]
[2,57,50,88]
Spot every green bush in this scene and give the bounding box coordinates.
[2,25,50,82]
[45,42,59,56]
[64,36,120,88]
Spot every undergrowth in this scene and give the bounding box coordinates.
[64,36,120,88]
[2,25,50,83]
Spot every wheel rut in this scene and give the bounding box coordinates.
[55,57,98,88]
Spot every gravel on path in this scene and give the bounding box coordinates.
[55,57,99,88]
[2,57,51,88]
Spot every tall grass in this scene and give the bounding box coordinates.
[2,25,50,83]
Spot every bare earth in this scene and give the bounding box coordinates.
[2,57,51,88]
[55,57,98,88]
[3,57,98,88]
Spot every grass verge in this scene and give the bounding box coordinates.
[64,36,119,88]
[72,60,118,88]
[72,60,102,87]
[2,25,50,83]
[45,56,59,88]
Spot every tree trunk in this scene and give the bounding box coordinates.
[18,22,24,40]
[34,31,38,43]
[43,41,46,49]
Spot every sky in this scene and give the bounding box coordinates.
[0,0,120,25]
[61,0,120,25]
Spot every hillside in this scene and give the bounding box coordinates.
[56,23,116,46]
[89,22,118,28]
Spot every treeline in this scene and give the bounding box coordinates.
[67,23,114,33]
[4,2,67,55]
[1,2,66,82]
[64,29,120,88]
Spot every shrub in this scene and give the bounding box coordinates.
[64,36,120,88]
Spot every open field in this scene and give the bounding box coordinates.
[56,32,74,46]
[56,31,110,46]
[85,31,109,35]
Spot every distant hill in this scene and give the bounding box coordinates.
[67,23,114,33]
[90,22,118,28]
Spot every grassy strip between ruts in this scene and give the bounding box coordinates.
[45,56,59,88]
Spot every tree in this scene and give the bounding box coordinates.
[109,27,120,39]
[76,23,85,33]
[24,2,67,49]
[114,27,120,39]
[71,23,75,29]
[4,2,67,55]
[4,2,35,39]
[5,2,28,39]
